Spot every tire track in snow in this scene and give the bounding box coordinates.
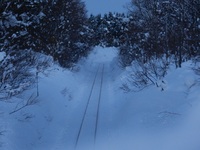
[94,64,104,144]
[75,64,103,149]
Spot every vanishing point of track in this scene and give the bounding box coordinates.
[75,64,105,149]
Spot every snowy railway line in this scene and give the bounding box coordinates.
[75,64,105,149]
[2,47,200,150]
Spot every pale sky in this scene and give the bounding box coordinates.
[84,0,130,15]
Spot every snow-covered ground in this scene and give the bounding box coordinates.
[0,52,6,61]
[0,46,200,150]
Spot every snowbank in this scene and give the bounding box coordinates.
[0,51,6,61]
[1,47,200,150]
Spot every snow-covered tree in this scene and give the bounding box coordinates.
[120,0,200,67]
[87,12,129,47]
[0,0,89,96]
[119,0,200,90]
[38,0,89,67]
[0,1,43,97]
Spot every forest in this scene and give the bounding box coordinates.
[0,0,200,96]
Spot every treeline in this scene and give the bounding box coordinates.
[86,0,200,68]
[0,0,89,67]
[87,12,129,47]
[122,0,200,67]
[0,0,89,96]
[1,0,199,68]
[84,0,199,91]
[0,0,200,95]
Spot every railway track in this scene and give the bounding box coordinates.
[75,64,105,149]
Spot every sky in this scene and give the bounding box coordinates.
[84,0,131,15]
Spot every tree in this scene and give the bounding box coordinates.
[121,0,200,67]
[0,0,90,96]
[0,0,43,97]
[119,0,200,91]
[38,0,89,67]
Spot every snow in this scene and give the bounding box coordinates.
[1,47,200,150]
[0,51,6,61]
[84,0,130,15]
